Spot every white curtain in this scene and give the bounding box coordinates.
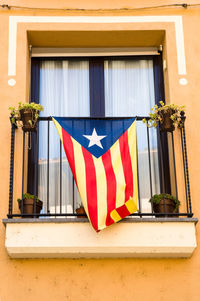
[104,60,160,212]
[38,60,90,214]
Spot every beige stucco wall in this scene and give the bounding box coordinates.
[1,1,200,300]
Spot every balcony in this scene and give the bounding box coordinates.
[3,114,197,258]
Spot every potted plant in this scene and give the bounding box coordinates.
[76,202,86,218]
[17,193,43,217]
[143,101,185,132]
[9,102,43,132]
[149,193,180,217]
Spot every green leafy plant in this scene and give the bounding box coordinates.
[142,101,185,129]
[149,193,180,211]
[9,102,43,127]
[17,193,40,203]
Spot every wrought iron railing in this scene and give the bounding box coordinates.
[8,113,192,218]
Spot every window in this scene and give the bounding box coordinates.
[29,55,170,216]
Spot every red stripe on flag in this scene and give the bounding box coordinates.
[82,147,98,231]
[116,203,131,220]
[119,130,133,202]
[62,128,77,184]
[102,150,117,226]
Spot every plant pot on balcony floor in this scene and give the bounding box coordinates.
[152,198,178,217]
[18,198,43,218]
[76,207,87,218]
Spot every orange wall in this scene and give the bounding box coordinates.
[0,1,200,300]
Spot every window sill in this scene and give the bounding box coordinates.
[3,218,198,259]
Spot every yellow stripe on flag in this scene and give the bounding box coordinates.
[125,197,138,214]
[110,197,137,223]
[52,118,63,143]
[127,121,138,211]
[110,209,121,223]
[93,156,107,230]
[110,140,126,208]
[72,137,89,217]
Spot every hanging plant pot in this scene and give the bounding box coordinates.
[152,198,178,217]
[9,102,43,132]
[18,198,43,218]
[76,207,87,218]
[142,102,185,131]
[20,108,37,132]
[159,110,175,132]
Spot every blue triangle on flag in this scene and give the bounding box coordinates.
[53,117,136,158]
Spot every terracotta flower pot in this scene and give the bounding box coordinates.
[18,198,43,217]
[159,110,175,132]
[76,207,87,218]
[20,109,37,132]
[152,198,177,217]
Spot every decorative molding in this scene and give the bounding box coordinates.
[8,15,186,76]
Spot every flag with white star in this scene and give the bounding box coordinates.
[53,117,138,232]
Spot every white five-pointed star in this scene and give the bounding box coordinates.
[83,128,106,149]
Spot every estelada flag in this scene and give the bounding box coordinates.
[53,117,138,232]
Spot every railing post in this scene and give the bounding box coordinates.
[181,111,192,215]
[47,119,50,213]
[8,121,16,218]
[21,131,25,206]
[60,140,62,214]
[136,120,141,216]
[146,123,153,197]
[171,132,178,202]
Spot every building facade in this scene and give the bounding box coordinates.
[0,1,200,300]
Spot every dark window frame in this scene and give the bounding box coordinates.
[28,54,170,196]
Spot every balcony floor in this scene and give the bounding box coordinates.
[2,218,198,259]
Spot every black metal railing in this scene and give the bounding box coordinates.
[8,114,193,218]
